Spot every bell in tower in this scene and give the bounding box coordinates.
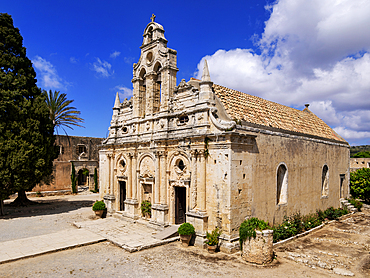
[132,15,179,118]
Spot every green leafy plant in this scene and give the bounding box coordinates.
[321,207,348,220]
[92,200,106,211]
[82,168,89,176]
[239,218,271,249]
[272,207,349,243]
[348,198,363,211]
[353,151,370,158]
[94,168,98,192]
[206,228,222,246]
[178,223,195,236]
[350,168,370,203]
[140,200,151,217]
[71,162,77,194]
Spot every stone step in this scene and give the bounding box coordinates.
[152,225,180,240]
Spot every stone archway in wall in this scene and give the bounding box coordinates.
[168,151,191,224]
[77,168,88,187]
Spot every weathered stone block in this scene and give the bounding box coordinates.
[242,229,273,264]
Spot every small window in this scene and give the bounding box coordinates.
[177,159,185,171]
[78,145,86,154]
[59,145,64,154]
[122,126,128,133]
[179,115,189,124]
[277,164,288,205]
[322,165,329,197]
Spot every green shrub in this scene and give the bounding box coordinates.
[239,218,270,249]
[350,168,370,203]
[71,162,77,194]
[206,228,222,246]
[272,207,349,243]
[92,200,106,211]
[94,168,98,192]
[178,223,195,235]
[302,213,322,230]
[140,200,151,217]
[353,151,370,158]
[348,198,363,211]
[272,212,307,243]
[322,207,348,220]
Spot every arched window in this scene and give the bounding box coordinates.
[153,62,162,113]
[277,164,288,205]
[322,165,329,197]
[139,68,146,117]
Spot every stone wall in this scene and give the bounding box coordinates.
[33,135,103,193]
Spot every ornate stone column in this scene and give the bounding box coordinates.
[123,152,139,219]
[151,150,169,227]
[160,151,167,205]
[104,152,115,214]
[198,151,207,212]
[186,149,208,249]
[132,152,138,200]
[127,153,132,199]
[190,150,198,209]
[154,151,160,204]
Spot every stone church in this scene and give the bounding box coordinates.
[99,17,350,252]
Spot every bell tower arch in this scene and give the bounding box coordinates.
[132,15,178,118]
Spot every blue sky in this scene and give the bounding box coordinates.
[3,0,370,145]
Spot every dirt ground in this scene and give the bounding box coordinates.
[0,193,369,277]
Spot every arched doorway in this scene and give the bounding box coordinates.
[78,168,89,187]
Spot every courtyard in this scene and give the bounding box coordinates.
[0,193,369,277]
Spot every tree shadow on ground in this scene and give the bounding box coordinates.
[0,199,95,220]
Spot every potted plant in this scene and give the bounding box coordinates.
[177,223,195,247]
[92,200,106,217]
[140,200,151,218]
[205,227,221,253]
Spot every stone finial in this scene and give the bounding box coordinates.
[201,59,211,82]
[151,14,156,22]
[305,104,310,109]
[114,92,120,109]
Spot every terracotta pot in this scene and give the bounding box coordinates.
[179,234,192,247]
[207,245,217,253]
[95,210,104,217]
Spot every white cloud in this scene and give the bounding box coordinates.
[70,57,78,64]
[92,58,113,77]
[195,0,370,144]
[114,85,133,100]
[110,51,121,59]
[32,56,68,89]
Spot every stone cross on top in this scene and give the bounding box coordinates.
[151,14,156,22]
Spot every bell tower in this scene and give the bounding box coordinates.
[132,15,178,118]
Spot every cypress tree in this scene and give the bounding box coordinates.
[0,13,58,210]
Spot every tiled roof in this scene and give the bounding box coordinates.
[213,84,347,143]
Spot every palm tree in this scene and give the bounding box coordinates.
[44,90,84,134]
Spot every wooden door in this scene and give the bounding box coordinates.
[175,187,186,224]
[120,181,126,211]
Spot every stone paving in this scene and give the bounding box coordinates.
[0,228,105,264]
[74,216,179,252]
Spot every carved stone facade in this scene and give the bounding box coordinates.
[99,17,350,252]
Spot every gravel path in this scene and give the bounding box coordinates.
[0,241,337,278]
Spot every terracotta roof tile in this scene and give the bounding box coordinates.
[213,84,346,143]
